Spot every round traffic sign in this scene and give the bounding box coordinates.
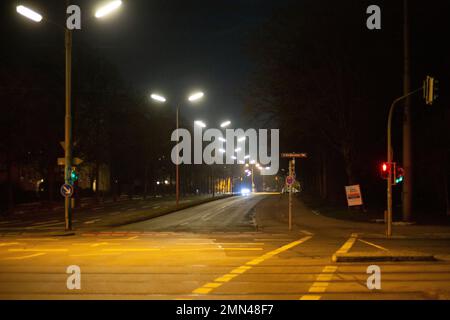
[60,184,74,198]
[286,176,295,186]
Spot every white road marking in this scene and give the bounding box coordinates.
[3,253,47,260]
[84,219,101,224]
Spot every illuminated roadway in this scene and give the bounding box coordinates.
[1,193,450,299]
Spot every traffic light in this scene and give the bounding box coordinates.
[423,75,439,105]
[394,166,404,185]
[70,167,79,184]
[380,162,390,180]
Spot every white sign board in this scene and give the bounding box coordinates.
[345,184,363,206]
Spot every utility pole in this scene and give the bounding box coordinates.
[64,24,73,231]
[402,0,413,221]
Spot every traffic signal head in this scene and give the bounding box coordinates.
[423,75,438,105]
[380,162,390,180]
[395,167,404,185]
[70,168,79,183]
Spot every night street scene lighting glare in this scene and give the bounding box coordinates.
[194,120,206,128]
[240,188,251,196]
[16,5,43,22]
[220,120,231,128]
[151,94,167,103]
[188,91,204,102]
[95,0,123,18]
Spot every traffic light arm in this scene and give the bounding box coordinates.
[386,86,422,237]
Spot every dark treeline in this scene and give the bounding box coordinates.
[0,8,218,212]
[246,0,450,217]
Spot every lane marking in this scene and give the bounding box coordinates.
[301,230,314,236]
[69,253,121,257]
[32,220,59,225]
[358,239,389,251]
[102,248,160,252]
[333,233,358,256]
[84,219,101,225]
[192,235,312,295]
[170,248,263,252]
[3,253,47,260]
[8,248,68,252]
[299,265,338,299]
[0,242,20,247]
[300,235,357,300]
[300,295,321,300]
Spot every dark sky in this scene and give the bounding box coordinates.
[2,0,290,128]
[80,0,290,127]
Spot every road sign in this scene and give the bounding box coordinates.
[60,184,74,198]
[286,176,295,186]
[345,185,363,207]
[281,153,308,158]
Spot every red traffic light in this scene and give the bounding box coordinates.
[381,162,390,180]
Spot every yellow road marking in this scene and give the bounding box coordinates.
[8,248,68,252]
[17,238,58,241]
[170,248,263,252]
[358,239,389,251]
[300,235,357,300]
[0,242,20,247]
[192,236,312,295]
[300,295,321,300]
[102,248,160,252]
[332,233,358,261]
[3,253,47,260]
[69,253,122,257]
[300,265,338,299]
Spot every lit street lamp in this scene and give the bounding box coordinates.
[16,1,122,231]
[150,91,204,206]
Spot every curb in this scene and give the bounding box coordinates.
[332,251,436,262]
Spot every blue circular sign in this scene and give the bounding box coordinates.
[60,184,74,198]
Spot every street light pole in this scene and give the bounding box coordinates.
[176,105,180,207]
[64,25,73,231]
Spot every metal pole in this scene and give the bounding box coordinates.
[251,166,255,192]
[176,106,180,207]
[64,27,73,231]
[402,0,413,222]
[386,88,421,237]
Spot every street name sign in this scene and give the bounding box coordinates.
[281,153,308,158]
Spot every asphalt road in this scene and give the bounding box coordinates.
[0,193,450,300]
[0,194,216,232]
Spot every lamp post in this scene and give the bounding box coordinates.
[151,92,204,206]
[16,1,122,231]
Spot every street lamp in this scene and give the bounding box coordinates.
[150,91,204,206]
[16,1,122,232]
[194,120,207,128]
[95,0,123,18]
[16,5,43,22]
[220,120,231,128]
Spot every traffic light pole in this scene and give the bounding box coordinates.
[386,87,422,237]
[176,106,180,207]
[64,26,73,231]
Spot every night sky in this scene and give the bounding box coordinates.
[2,0,291,127]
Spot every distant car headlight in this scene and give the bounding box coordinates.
[241,188,251,196]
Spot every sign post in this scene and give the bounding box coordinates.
[281,153,307,231]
